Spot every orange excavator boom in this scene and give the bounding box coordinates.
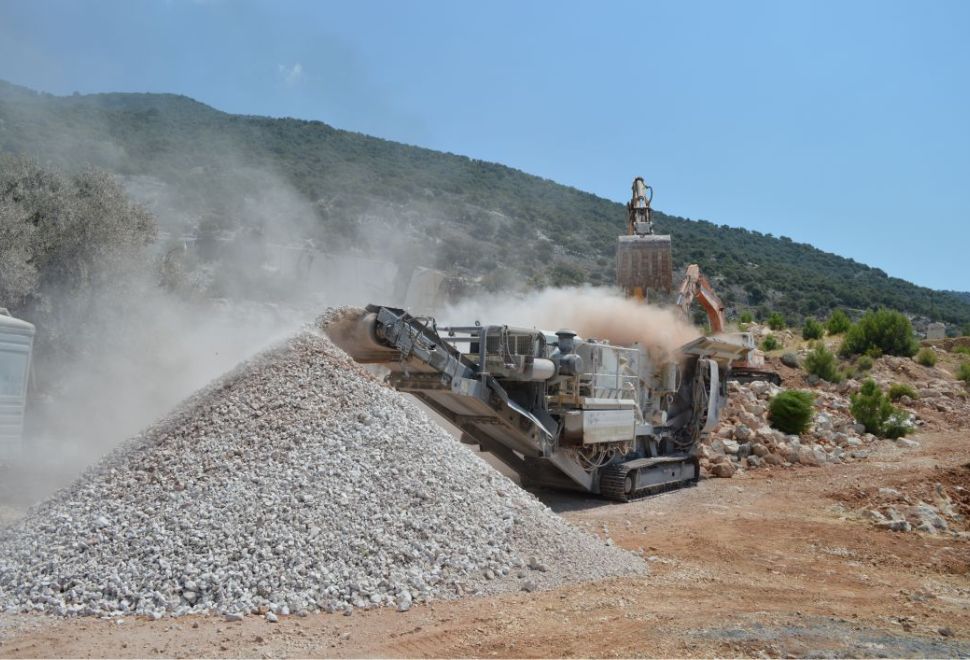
[676,264,726,333]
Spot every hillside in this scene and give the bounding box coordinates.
[1,79,967,325]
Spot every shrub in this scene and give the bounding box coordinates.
[839,309,918,358]
[767,312,786,331]
[883,411,911,439]
[827,309,852,335]
[952,346,970,357]
[762,335,779,351]
[802,317,824,340]
[856,355,874,371]
[958,362,970,385]
[739,310,753,324]
[888,383,919,401]
[915,347,937,367]
[768,390,814,435]
[851,379,909,437]
[804,342,842,383]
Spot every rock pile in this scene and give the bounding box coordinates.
[0,322,644,618]
[699,380,902,478]
[852,477,970,539]
[870,356,970,427]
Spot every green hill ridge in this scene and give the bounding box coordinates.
[1,79,966,325]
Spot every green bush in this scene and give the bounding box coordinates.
[802,318,824,340]
[856,355,874,371]
[851,379,909,437]
[888,383,919,401]
[952,346,970,357]
[915,347,937,367]
[958,362,970,385]
[839,309,918,358]
[804,342,842,383]
[827,309,852,335]
[768,390,814,435]
[883,411,911,439]
[767,312,786,331]
[762,335,779,351]
[739,311,753,324]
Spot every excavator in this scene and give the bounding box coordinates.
[676,263,781,384]
[677,264,726,333]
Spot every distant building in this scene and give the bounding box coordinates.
[926,322,946,340]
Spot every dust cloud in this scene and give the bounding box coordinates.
[440,286,701,362]
[2,167,418,508]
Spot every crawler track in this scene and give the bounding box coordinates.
[599,458,700,502]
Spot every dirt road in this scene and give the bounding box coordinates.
[1,431,968,658]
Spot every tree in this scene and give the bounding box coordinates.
[768,390,814,434]
[826,309,851,335]
[850,379,909,438]
[804,342,842,383]
[839,309,918,357]
[0,155,157,368]
[802,317,823,340]
[888,383,918,401]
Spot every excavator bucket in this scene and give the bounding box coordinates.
[616,234,673,294]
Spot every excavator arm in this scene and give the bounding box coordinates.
[676,264,726,334]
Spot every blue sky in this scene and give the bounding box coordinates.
[0,0,967,290]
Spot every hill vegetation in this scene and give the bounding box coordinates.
[1,79,968,324]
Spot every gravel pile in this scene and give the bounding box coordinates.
[0,318,644,618]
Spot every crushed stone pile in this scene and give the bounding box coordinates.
[0,319,644,618]
[699,380,920,479]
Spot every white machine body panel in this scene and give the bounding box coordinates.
[564,408,636,445]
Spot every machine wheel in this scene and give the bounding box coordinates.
[598,464,633,502]
[624,473,636,497]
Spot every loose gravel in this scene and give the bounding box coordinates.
[0,316,644,618]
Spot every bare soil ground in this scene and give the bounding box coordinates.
[1,430,968,658]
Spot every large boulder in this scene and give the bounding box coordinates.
[797,446,820,466]
[733,424,753,442]
[764,453,785,466]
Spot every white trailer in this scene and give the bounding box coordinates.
[0,310,34,462]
